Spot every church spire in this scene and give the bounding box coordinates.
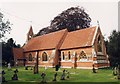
[97,20,100,28]
[27,26,34,42]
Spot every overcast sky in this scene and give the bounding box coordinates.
[0,1,118,45]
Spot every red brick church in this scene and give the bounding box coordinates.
[13,26,109,69]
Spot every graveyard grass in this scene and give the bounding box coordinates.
[2,66,120,84]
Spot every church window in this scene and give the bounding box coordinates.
[68,51,71,60]
[62,52,65,60]
[42,52,48,61]
[28,53,33,61]
[79,51,87,59]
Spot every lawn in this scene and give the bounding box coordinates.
[1,66,120,84]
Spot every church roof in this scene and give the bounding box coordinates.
[23,26,97,52]
[60,26,97,50]
[23,29,67,52]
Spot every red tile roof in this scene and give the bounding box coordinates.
[60,26,97,49]
[13,48,24,59]
[23,29,67,52]
[23,26,97,51]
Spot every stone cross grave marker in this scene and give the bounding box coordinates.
[53,73,57,81]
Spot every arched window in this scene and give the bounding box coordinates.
[42,52,48,61]
[62,52,65,60]
[79,51,87,59]
[28,53,33,61]
[68,51,71,60]
[97,35,102,52]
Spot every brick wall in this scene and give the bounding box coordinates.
[60,47,93,68]
[24,49,57,67]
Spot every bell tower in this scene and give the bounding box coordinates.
[27,26,34,42]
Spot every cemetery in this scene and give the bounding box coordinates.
[1,66,120,84]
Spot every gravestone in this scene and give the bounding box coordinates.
[55,64,59,71]
[41,72,46,83]
[92,64,96,73]
[60,69,65,80]
[30,66,33,70]
[113,67,117,76]
[53,73,57,81]
[66,70,70,78]
[2,70,6,82]
[117,65,120,80]
[25,66,28,70]
[45,66,47,70]
[16,61,18,67]
[63,69,65,73]
[8,63,11,71]
[14,69,18,73]
[12,70,18,80]
[2,70,5,75]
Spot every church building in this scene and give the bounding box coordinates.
[13,26,110,69]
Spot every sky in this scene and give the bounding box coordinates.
[0,0,118,45]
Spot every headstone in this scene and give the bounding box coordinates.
[25,66,28,70]
[8,63,11,71]
[66,70,70,78]
[92,64,96,73]
[45,66,47,70]
[60,73,65,80]
[53,73,57,81]
[117,65,120,80]
[12,70,18,80]
[113,67,117,76]
[16,61,18,67]
[55,64,59,71]
[14,69,18,73]
[41,72,46,83]
[2,70,6,82]
[2,70,5,75]
[60,69,65,80]
[63,69,65,73]
[30,66,33,70]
